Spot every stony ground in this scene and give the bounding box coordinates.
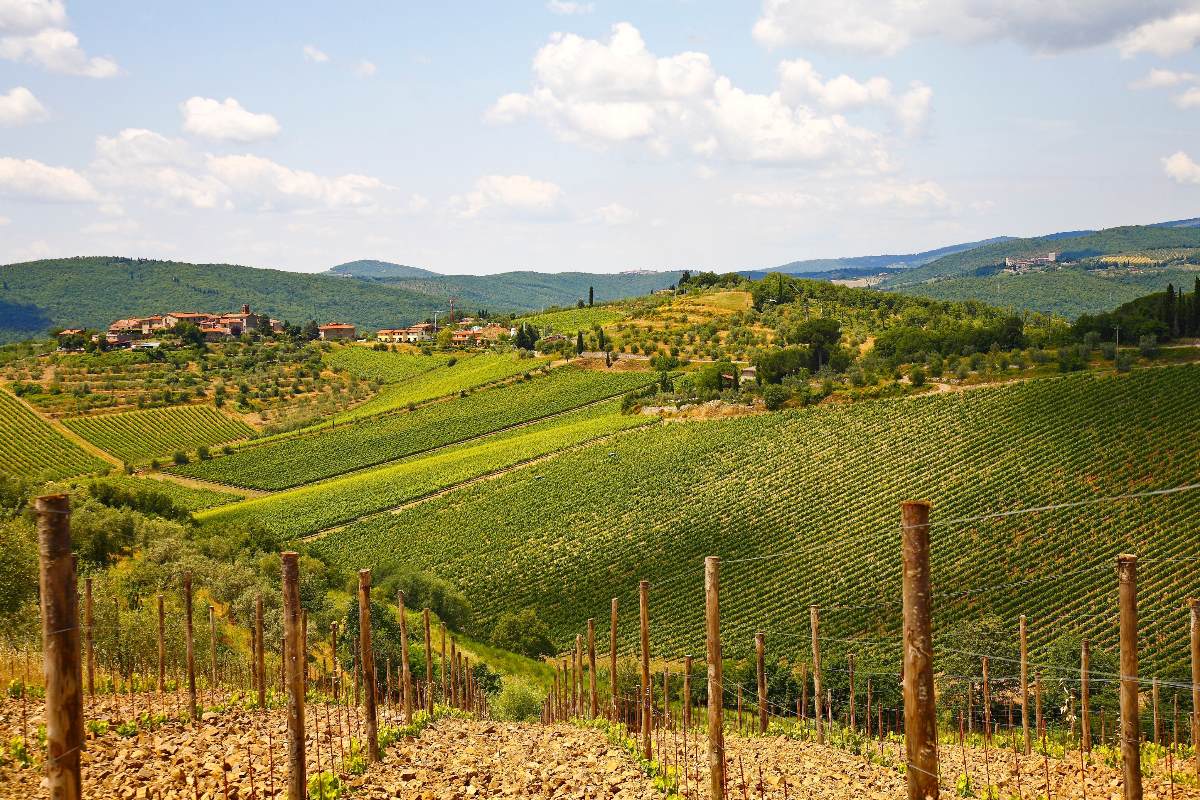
[2,694,1198,799]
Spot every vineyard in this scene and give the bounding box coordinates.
[313,365,1200,677]
[0,387,108,480]
[172,366,656,490]
[197,400,653,536]
[62,404,255,463]
[323,346,450,383]
[327,350,552,423]
[521,305,630,333]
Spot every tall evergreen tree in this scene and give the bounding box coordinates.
[588,286,594,307]
[576,331,585,354]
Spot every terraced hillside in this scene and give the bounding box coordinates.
[174,366,655,490]
[63,405,254,463]
[314,365,1200,677]
[0,387,109,480]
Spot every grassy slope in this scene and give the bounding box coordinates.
[314,365,1200,676]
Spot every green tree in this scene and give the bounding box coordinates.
[576,331,585,354]
[490,608,554,658]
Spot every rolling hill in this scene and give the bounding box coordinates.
[0,257,680,343]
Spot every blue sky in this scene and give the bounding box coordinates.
[1,0,1199,274]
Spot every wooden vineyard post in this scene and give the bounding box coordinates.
[610,598,618,720]
[901,500,938,800]
[574,634,582,716]
[810,605,823,744]
[756,632,768,734]
[982,656,991,743]
[208,605,217,701]
[37,494,83,800]
[440,622,447,703]
[1020,614,1030,754]
[256,593,266,708]
[848,652,857,731]
[1117,554,1141,800]
[423,608,433,715]
[704,557,724,800]
[1082,638,1092,753]
[449,640,457,708]
[397,591,413,724]
[281,553,305,800]
[359,570,380,762]
[683,655,693,729]
[84,577,94,698]
[588,618,598,718]
[639,579,651,761]
[183,571,197,721]
[156,593,165,694]
[1035,672,1043,743]
[1190,598,1200,780]
[331,622,340,702]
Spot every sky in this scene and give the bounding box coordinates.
[1,1,1200,275]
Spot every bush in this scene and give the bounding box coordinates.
[1116,351,1135,373]
[172,451,189,465]
[1138,335,1159,358]
[908,366,925,387]
[197,445,211,460]
[491,608,554,658]
[492,680,543,722]
[762,384,790,411]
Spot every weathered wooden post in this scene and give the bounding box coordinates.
[574,633,582,716]
[183,571,197,721]
[810,605,823,744]
[440,622,447,703]
[1117,554,1141,800]
[901,500,938,800]
[256,593,265,708]
[37,494,83,800]
[1034,672,1043,741]
[281,553,305,800]
[588,617,598,718]
[449,639,458,708]
[610,598,618,720]
[705,557,724,800]
[848,652,857,731]
[397,591,413,723]
[207,605,217,698]
[1020,614,1030,754]
[756,632,767,734]
[1190,598,1199,780]
[639,579,651,760]
[84,577,94,698]
[358,570,380,762]
[156,593,165,694]
[683,655,693,729]
[1082,638,1092,753]
[423,608,434,714]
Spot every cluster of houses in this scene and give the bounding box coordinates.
[92,304,359,347]
[1003,252,1058,273]
[376,318,515,347]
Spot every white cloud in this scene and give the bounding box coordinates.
[547,0,594,14]
[92,128,224,209]
[778,59,932,134]
[354,59,377,78]
[1119,11,1200,57]
[1163,150,1200,183]
[0,13,118,77]
[206,153,385,211]
[754,0,1198,56]
[81,218,138,235]
[181,97,281,143]
[0,86,47,125]
[1175,86,1200,107]
[0,156,98,202]
[489,22,899,172]
[594,202,634,224]
[858,180,951,210]
[302,44,329,63]
[453,174,564,219]
[731,190,828,209]
[1130,68,1199,89]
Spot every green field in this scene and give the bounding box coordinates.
[63,404,255,463]
[314,365,1200,676]
[522,306,629,333]
[80,474,245,512]
[197,400,652,536]
[173,366,656,490]
[330,351,552,423]
[0,387,109,480]
[324,346,450,383]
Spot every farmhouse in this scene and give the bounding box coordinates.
[1004,252,1058,272]
[376,323,435,343]
[105,304,280,345]
[319,323,357,341]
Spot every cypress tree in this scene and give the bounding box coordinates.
[576,331,585,354]
[588,286,594,307]
[1192,277,1200,336]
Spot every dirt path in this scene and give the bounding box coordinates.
[140,470,263,498]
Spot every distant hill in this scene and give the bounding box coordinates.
[321,260,683,315]
[328,260,439,279]
[744,236,1012,278]
[0,256,681,344]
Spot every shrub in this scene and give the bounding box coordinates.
[492,680,543,722]
[172,451,189,465]
[1138,335,1159,358]
[762,384,790,411]
[491,608,554,658]
[197,445,211,460]
[908,366,926,387]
